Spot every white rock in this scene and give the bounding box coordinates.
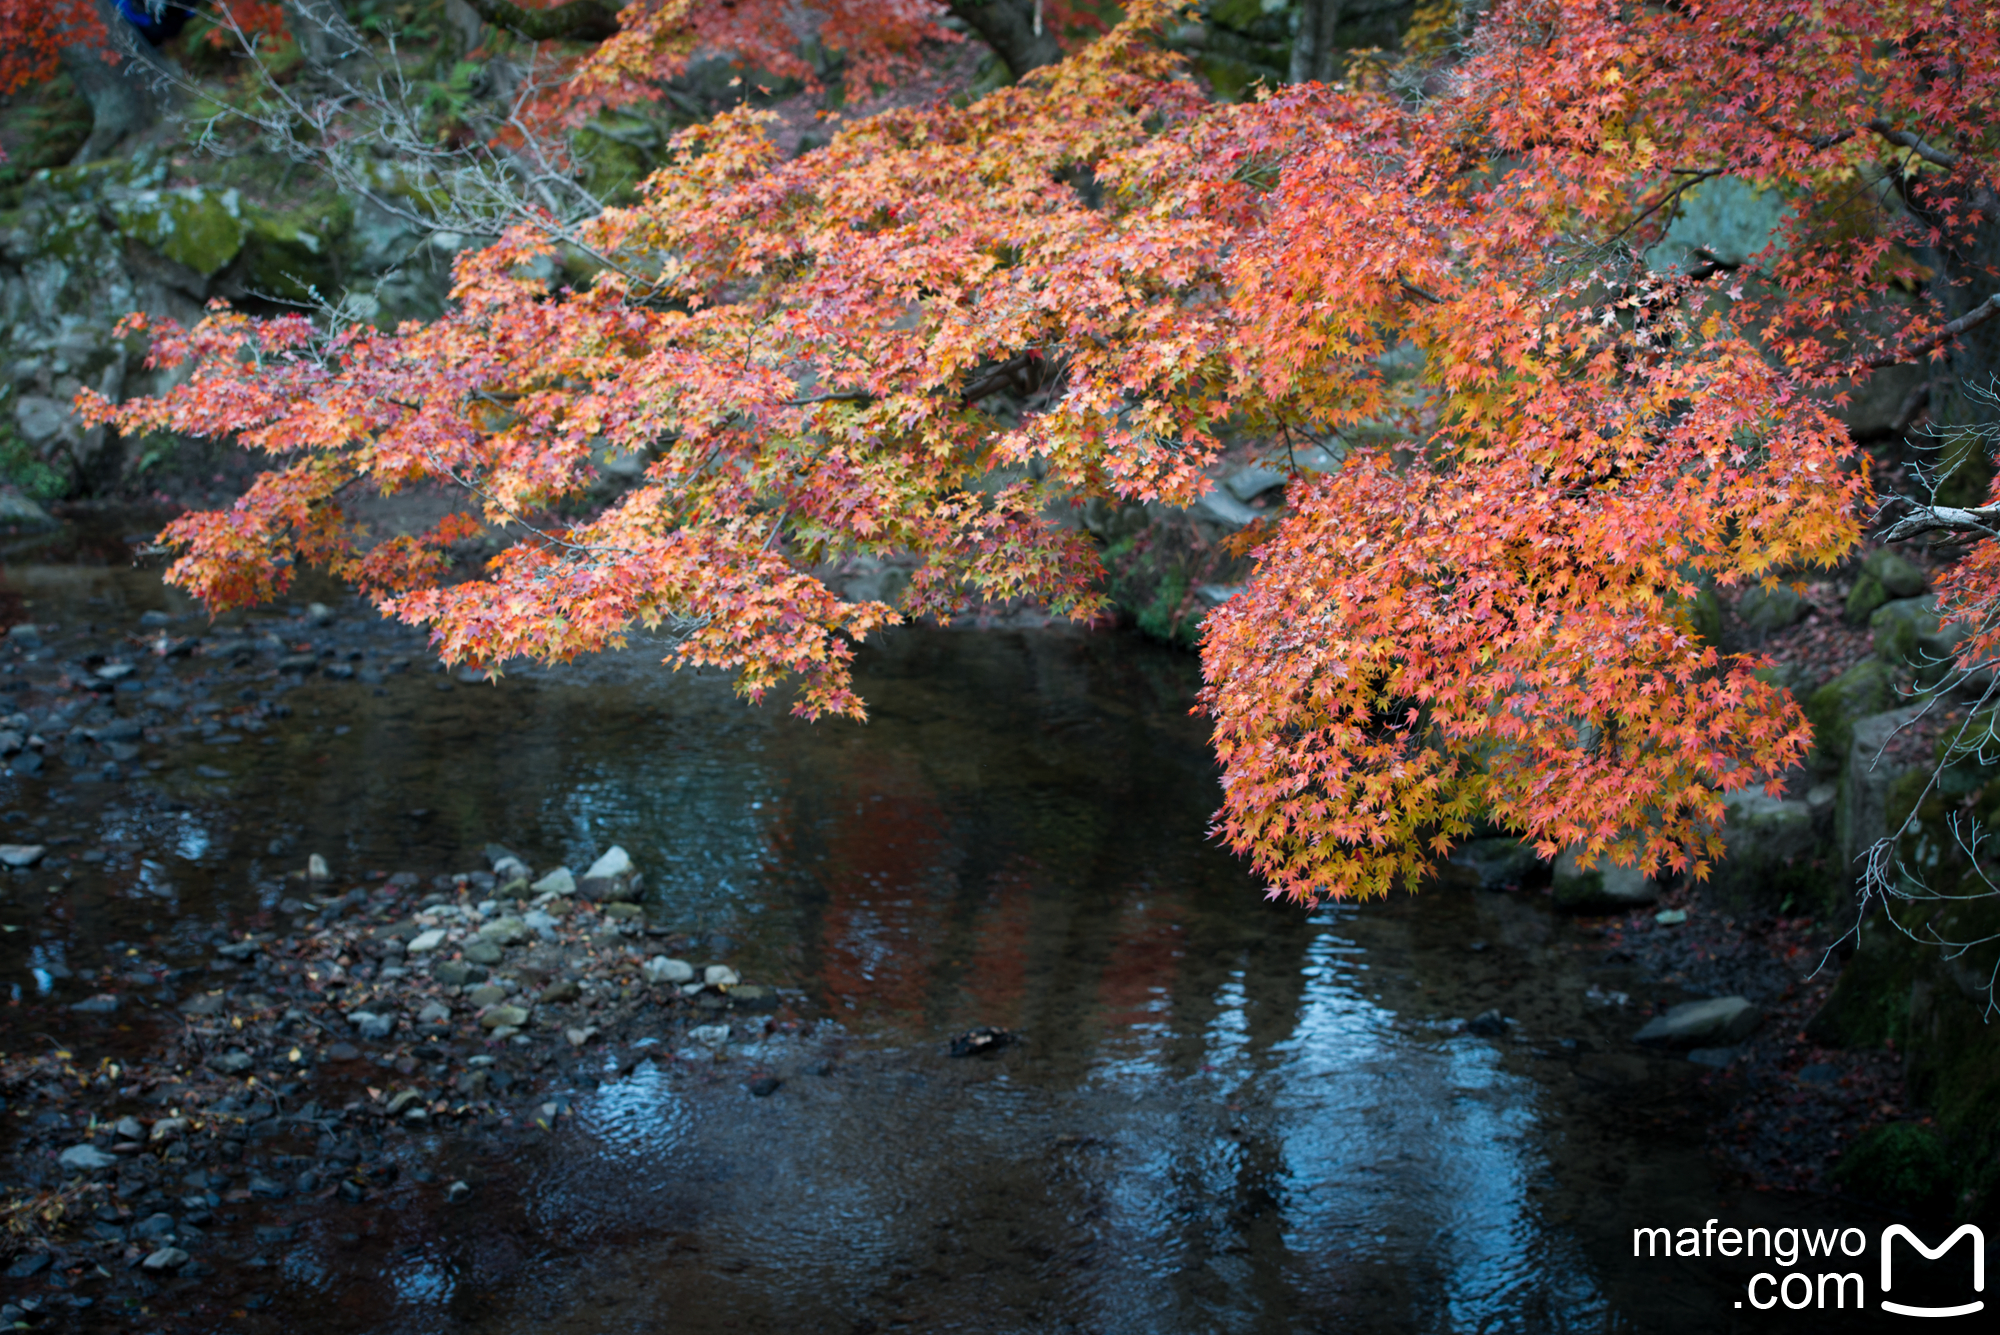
[149,1118,187,1142]
[530,867,575,895]
[142,1246,190,1272]
[584,846,633,880]
[1634,996,1761,1048]
[307,853,330,880]
[417,1000,451,1023]
[407,928,446,955]
[689,1024,731,1047]
[645,957,695,985]
[0,844,46,869]
[703,965,740,988]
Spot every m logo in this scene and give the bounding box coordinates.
[1881,1225,1985,1318]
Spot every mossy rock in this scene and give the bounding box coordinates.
[242,210,337,303]
[1806,658,1895,763]
[109,186,247,276]
[1832,1122,1954,1212]
[1737,582,1807,633]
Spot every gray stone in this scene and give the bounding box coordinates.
[0,843,46,868]
[1736,583,1808,633]
[1865,549,1929,599]
[584,846,633,880]
[1805,658,1895,761]
[141,1246,190,1272]
[477,916,528,946]
[132,1212,176,1239]
[1840,706,1927,872]
[207,1050,254,1074]
[530,867,575,895]
[0,490,56,530]
[1449,836,1542,890]
[113,1116,143,1141]
[463,940,504,966]
[417,1000,451,1024]
[1706,787,1823,910]
[1870,595,1964,673]
[1223,465,1287,502]
[1635,996,1762,1048]
[1190,487,1259,529]
[1194,584,1243,609]
[1648,176,1785,271]
[1551,848,1658,911]
[70,993,120,1014]
[467,984,507,1007]
[644,956,695,985]
[346,1011,395,1041]
[479,1004,530,1030]
[59,1143,119,1171]
[406,928,447,955]
[703,964,741,988]
[538,979,580,1004]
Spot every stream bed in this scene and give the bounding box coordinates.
[0,544,1964,1334]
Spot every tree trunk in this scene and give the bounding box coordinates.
[945,0,1066,79]
[60,0,173,164]
[1289,0,1345,85]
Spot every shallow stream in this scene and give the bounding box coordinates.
[0,550,1961,1333]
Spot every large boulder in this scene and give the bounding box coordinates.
[1706,786,1828,912]
[1736,583,1809,634]
[1552,848,1659,911]
[1838,706,1927,873]
[1805,658,1896,765]
[1870,595,1967,683]
[1846,549,1929,623]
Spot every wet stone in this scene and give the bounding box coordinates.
[132,1213,176,1240]
[463,941,504,966]
[326,1042,360,1062]
[467,984,507,1007]
[480,1004,530,1030]
[142,1247,190,1272]
[60,1143,120,1171]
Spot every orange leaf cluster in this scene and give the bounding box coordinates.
[89,0,2000,899]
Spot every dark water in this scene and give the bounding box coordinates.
[0,556,1974,1334]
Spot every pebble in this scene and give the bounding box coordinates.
[141,1247,191,1272]
[689,1024,730,1047]
[70,993,120,1013]
[645,957,695,985]
[150,1117,187,1142]
[417,999,451,1023]
[132,1213,176,1240]
[584,846,633,880]
[326,1042,360,1061]
[114,1116,144,1140]
[463,941,504,965]
[1465,1010,1510,1038]
[407,928,447,954]
[704,965,740,988]
[59,1143,119,1171]
[538,979,580,1004]
[477,916,529,945]
[530,867,575,895]
[480,1004,530,1030]
[467,984,508,1007]
[446,1180,472,1203]
[347,1011,396,1040]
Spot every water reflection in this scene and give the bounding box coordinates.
[0,562,1906,1332]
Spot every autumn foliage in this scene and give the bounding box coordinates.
[87,0,2000,901]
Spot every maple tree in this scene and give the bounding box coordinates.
[81,0,2000,902]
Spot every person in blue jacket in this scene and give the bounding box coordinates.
[115,0,199,44]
